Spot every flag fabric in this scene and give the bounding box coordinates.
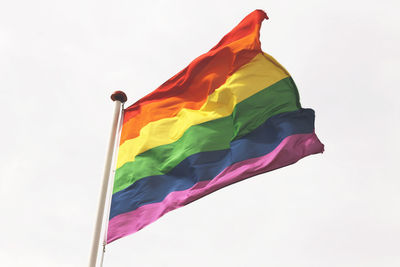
[107,9,324,243]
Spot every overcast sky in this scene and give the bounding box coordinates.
[1,0,399,266]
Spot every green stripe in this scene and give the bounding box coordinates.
[113,77,301,194]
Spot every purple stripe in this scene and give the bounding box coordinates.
[107,132,324,243]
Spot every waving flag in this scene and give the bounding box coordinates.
[107,9,324,243]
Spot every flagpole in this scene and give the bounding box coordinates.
[89,91,127,267]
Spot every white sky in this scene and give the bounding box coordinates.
[1,1,399,266]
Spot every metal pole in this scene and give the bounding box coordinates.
[89,91,127,267]
[99,102,124,267]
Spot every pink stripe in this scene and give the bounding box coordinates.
[107,133,324,243]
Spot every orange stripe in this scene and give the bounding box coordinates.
[120,10,268,145]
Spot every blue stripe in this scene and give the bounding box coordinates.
[110,109,315,220]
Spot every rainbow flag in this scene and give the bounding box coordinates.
[107,9,324,243]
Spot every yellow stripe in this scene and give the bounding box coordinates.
[117,53,289,169]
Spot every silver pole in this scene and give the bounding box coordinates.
[88,91,127,267]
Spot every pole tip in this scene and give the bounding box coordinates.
[110,91,127,103]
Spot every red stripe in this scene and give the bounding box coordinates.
[120,10,268,145]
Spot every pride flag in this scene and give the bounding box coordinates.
[107,9,324,243]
